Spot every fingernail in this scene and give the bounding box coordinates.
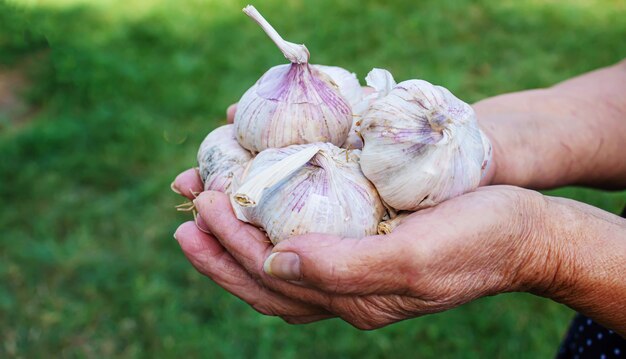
[263,252,301,280]
[170,181,182,195]
[173,232,178,241]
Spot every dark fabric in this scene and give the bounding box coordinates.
[556,206,626,358]
[556,314,624,358]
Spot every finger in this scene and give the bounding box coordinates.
[194,191,271,270]
[175,221,328,318]
[226,103,237,124]
[264,233,416,295]
[172,168,203,199]
[194,191,334,308]
[194,213,211,234]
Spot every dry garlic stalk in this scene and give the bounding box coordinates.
[377,212,411,235]
[360,71,492,210]
[197,124,253,194]
[343,68,397,149]
[235,6,359,153]
[231,143,385,245]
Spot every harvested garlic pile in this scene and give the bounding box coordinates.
[193,5,492,242]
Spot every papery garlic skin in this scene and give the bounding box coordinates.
[232,143,385,245]
[360,79,491,210]
[235,64,353,153]
[197,124,253,193]
[314,65,362,106]
[343,68,397,149]
[235,6,353,153]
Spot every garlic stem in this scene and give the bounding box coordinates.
[234,145,321,207]
[377,212,411,235]
[243,5,310,64]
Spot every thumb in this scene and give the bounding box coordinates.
[263,233,416,295]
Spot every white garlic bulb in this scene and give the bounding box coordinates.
[343,68,397,149]
[359,75,492,210]
[231,143,385,245]
[197,124,253,194]
[234,6,355,153]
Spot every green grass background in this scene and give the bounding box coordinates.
[1,0,625,357]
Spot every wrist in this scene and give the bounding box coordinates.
[472,90,570,189]
[518,195,581,296]
[528,196,626,334]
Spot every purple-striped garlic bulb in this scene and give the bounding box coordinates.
[230,143,385,245]
[234,6,360,153]
[197,124,253,194]
[359,72,492,210]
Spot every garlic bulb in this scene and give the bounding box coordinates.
[231,143,385,245]
[343,68,397,149]
[234,6,355,153]
[359,76,492,210]
[197,124,253,194]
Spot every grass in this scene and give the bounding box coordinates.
[1,0,625,357]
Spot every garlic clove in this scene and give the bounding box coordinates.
[232,143,385,245]
[359,78,491,211]
[197,124,253,194]
[235,6,353,153]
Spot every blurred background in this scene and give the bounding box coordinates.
[1,0,625,357]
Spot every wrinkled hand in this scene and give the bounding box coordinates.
[172,166,555,329]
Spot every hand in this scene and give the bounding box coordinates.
[173,83,626,332]
[173,168,560,329]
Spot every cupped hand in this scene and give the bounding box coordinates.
[172,167,558,329]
